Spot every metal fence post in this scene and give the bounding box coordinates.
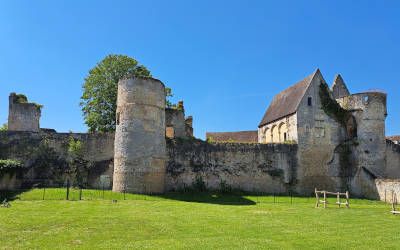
[66,180,70,200]
[42,187,46,200]
[79,188,82,201]
[102,184,105,199]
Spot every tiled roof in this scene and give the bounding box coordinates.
[206,131,258,143]
[387,135,400,142]
[258,70,318,127]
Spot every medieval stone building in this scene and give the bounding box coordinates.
[1,70,400,200]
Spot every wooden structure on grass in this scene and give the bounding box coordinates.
[315,188,349,208]
[390,190,399,215]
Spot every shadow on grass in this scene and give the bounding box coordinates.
[156,191,256,206]
[0,189,27,202]
[1,188,258,206]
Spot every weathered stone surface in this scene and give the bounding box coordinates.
[112,77,166,194]
[166,138,297,193]
[166,108,186,138]
[0,131,114,189]
[2,70,399,200]
[374,179,400,202]
[258,114,297,143]
[385,140,400,179]
[8,93,41,132]
[331,74,350,99]
[337,92,387,196]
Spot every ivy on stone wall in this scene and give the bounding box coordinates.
[0,159,23,177]
[67,136,91,187]
[319,82,351,126]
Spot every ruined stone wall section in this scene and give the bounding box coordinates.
[0,131,115,189]
[165,108,186,138]
[113,77,166,194]
[338,92,387,177]
[185,116,193,137]
[8,93,41,132]
[166,139,298,193]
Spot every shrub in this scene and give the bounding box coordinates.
[0,123,7,131]
[192,175,207,192]
[0,159,23,177]
[219,180,232,193]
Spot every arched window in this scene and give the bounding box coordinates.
[264,127,270,143]
[278,122,288,142]
[271,125,279,143]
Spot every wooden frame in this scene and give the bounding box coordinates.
[315,188,349,208]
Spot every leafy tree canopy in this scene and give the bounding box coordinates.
[0,123,7,131]
[80,54,172,132]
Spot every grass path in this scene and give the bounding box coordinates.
[1,190,399,249]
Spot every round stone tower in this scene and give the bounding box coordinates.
[339,92,387,175]
[112,77,166,194]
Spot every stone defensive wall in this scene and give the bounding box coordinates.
[166,138,298,193]
[385,139,400,179]
[3,130,400,197]
[0,130,299,193]
[0,130,114,189]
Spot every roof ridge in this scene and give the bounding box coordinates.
[258,69,321,127]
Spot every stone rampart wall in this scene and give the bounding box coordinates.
[0,131,114,189]
[166,139,298,193]
[385,140,400,179]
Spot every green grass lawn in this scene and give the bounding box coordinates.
[1,189,399,249]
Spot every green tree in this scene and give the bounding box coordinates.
[0,123,7,131]
[81,54,172,132]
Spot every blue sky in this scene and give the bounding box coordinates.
[1,0,399,138]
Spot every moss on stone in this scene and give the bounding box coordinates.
[33,103,44,111]
[15,94,28,103]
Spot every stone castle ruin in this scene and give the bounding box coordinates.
[1,69,400,200]
[8,93,41,132]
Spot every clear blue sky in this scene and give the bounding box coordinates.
[1,0,399,138]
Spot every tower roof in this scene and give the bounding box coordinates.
[258,69,319,127]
